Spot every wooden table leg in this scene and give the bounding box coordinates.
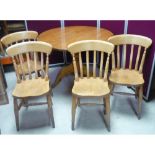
[52,53,92,88]
[52,64,74,87]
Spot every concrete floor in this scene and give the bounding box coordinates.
[0,67,155,134]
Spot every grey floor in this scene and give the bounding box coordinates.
[0,67,155,134]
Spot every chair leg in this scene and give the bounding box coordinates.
[103,95,110,132]
[109,83,115,95]
[72,95,77,130]
[135,87,139,99]
[13,97,19,131]
[137,86,143,119]
[47,93,55,128]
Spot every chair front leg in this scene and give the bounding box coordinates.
[103,95,110,132]
[72,95,78,130]
[13,97,19,131]
[47,93,55,128]
[137,85,143,119]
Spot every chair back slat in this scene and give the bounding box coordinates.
[86,50,89,78]
[129,44,134,69]
[72,54,79,81]
[45,53,49,80]
[99,52,104,78]
[139,49,147,73]
[19,54,26,80]
[117,45,120,69]
[123,45,126,69]
[79,52,83,78]
[6,41,52,82]
[68,40,114,81]
[104,54,110,81]
[26,53,32,79]
[108,34,152,72]
[1,31,38,47]
[93,50,97,77]
[12,57,21,83]
[41,53,45,78]
[111,51,115,70]
[34,52,38,79]
[135,45,141,70]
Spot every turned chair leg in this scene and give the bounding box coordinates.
[137,85,143,119]
[13,97,19,131]
[72,95,77,130]
[47,93,55,128]
[103,95,110,132]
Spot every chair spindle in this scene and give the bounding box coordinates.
[135,45,141,70]
[139,49,147,73]
[129,44,134,69]
[93,50,96,77]
[79,52,83,78]
[19,54,26,80]
[123,45,126,69]
[72,54,79,81]
[34,52,38,79]
[86,50,89,78]
[104,54,110,81]
[99,52,104,78]
[117,45,120,69]
[26,52,32,79]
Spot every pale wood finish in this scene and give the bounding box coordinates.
[93,50,97,77]
[123,45,126,69]
[38,26,114,87]
[108,34,152,119]
[1,31,43,75]
[86,50,89,78]
[72,78,110,97]
[109,69,144,86]
[68,40,114,131]
[135,45,141,70]
[79,52,83,78]
[6,41,55,131]
[129,44,134,69]
[99,52,104,78]
[116,45,120,69]
[1,31,38,46]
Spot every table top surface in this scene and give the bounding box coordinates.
[38,26,114,50]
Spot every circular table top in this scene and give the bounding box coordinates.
[38,26,113,50]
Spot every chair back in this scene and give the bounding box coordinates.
[6,41,52,83]
[108,34,152,73]
[68,40,114,81]
[1,31,38,47]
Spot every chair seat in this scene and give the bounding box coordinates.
[13,77,50,98]
[72,77,110,97]
[109,69,144,86]
[17,60,42,75]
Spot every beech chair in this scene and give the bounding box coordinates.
[108,34,152,119]
[68,40,114,131]
[1,31,42,75]
[6,41,55,131]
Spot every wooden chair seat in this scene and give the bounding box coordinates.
[109,69,144,86]
[13,77,50,98]
[72,77,110,97]
[17,60,42,75]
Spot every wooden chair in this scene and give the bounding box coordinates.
[1,31,42,76]
[68,40,114,131]
[108,34,152,119]
[6,41,55,131]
